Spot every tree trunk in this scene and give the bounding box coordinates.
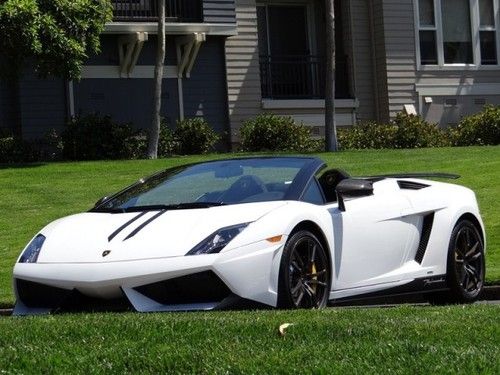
[147,0,166,159]
[325,0,338,152]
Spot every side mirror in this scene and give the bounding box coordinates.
[336,179,373,212]
[94,196,110,208]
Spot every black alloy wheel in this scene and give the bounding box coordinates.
[278,230,330,309]
[447,220,485,302]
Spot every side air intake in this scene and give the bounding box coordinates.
[398,180,429,190]
[415,213,434,263]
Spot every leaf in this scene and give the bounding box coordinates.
[278,323,294,337]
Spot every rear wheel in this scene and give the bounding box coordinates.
[448,220,485,302]
[429,219,485,304]
[277,230,330,309]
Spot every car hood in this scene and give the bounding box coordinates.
[36,201,287,263]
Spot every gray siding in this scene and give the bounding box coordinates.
[74,78,179,129]
[349,0,377,121]
[380,0,417,119]
[0,81,19,134]
[203,0,237,24]
[75,36,229,138]
[17,69,67,139]
[225,0,262,143]
[183,36,230,135]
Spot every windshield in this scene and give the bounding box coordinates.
[94,158,316,212]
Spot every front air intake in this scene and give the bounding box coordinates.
[134,271,231,305]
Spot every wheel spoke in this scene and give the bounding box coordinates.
[303,283,315,297]
[465,242,479,259]
[291,280,302,295]
[291,260,303,273]
[306,279,327,287]
[468,252,482,261]
[306,269,326,278]
[295,289,305,306]
[310,245,317,264]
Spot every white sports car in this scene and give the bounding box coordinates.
[13,156,486,315]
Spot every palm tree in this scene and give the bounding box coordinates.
[325,0,338,151]
[147,0,166,159]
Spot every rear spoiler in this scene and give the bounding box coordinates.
[366,173,460,180]
[365,172,460,180]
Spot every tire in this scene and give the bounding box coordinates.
[429,219,485,304]
[277,230,331,309]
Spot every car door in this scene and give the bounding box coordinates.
[329,183,415,290]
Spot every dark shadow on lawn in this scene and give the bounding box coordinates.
[0,163,46,170]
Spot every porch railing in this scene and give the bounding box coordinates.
[259,54,350,100]
[112,0,203,22]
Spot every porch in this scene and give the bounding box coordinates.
[111,0,203,23]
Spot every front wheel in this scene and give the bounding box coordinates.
[277,230,331,309]
[431,219,485,304]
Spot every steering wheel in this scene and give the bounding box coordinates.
[219,175,268,204]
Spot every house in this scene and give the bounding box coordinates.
[226,0,500,145]
[0,0,238,145]
[1,0,499,149]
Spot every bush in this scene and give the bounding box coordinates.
[339,113,449,150]
[173,118,219,155]
[452,105,500,146]
[62,114,145,160]
[338,122,398,149]
[392,113,450,148]
[0,131,43,163]
[240,114,317,152]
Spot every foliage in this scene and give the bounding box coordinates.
[338,122,398,149]
[451,105,500,146]
[392,113,450,148]
[339,114,450,150]
[240,114,318,152]
[173,118,220,155]
[0,134,41,163]
[0,0,113,79]
[61,114,145,160]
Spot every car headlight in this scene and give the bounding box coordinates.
[186,223,250,255]
[19,234,46,263]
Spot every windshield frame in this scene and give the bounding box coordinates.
[90,156,326,212]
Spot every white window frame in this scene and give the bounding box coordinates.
[414,0,500,70]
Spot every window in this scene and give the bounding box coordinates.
[416,0,500,67]
[479,0,498,64]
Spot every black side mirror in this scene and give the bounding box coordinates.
[336,179,374,212]
[94,196,109,208]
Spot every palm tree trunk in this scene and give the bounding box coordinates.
[325,0,338,151]
[147,0,166,159]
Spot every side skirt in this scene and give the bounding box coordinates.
[329,275,447,305]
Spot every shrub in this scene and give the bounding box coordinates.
[339,113,449,150]
[452,105,500,146]
[240,114,317,152]
[62,114,144,160]
[0,131,43,163]
[338,122,398,149]
[173,118,219,155]
[392,113,450,148]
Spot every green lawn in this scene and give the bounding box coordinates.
[0,305,499,373]
[0,146,499,306]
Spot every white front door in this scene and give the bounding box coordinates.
[330,191,414,290]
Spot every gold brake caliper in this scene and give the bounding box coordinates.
[311,262,317,293]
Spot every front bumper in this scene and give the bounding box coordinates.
[13,240,285,315]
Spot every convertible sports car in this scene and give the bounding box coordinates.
[13,157,486,315]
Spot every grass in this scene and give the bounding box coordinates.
[0,305,499,373]
[0,147,499,373]
[0,146,499,306]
